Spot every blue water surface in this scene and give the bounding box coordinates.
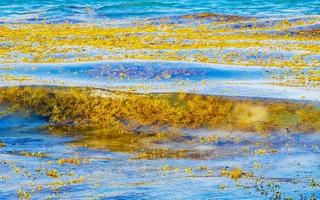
[0,0,319,23]
[1,109,320,199]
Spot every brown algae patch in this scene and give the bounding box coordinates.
[0,15,319,86]
[0,86,319,158]
[0,19,319,65]
[0,141,6,148]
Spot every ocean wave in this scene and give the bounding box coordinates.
[1,60,319,101]
[0,0,319,23]
[96,1,179,11]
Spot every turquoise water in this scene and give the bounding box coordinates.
[0,0,319,23]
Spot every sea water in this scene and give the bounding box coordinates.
[0,0,319,23]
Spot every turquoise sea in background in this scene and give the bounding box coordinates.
[0,0,319,23]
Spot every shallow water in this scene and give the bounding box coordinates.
[1,109,320,199]
[0,0,319,23]
[1,61,319,101]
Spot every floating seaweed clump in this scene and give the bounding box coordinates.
[0,86,319,132]
[20,151,48,158]
[0,16,319,86]
[0,141,6,148]
[0,86,319,156]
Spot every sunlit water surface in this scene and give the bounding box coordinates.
[0,108,320,199]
